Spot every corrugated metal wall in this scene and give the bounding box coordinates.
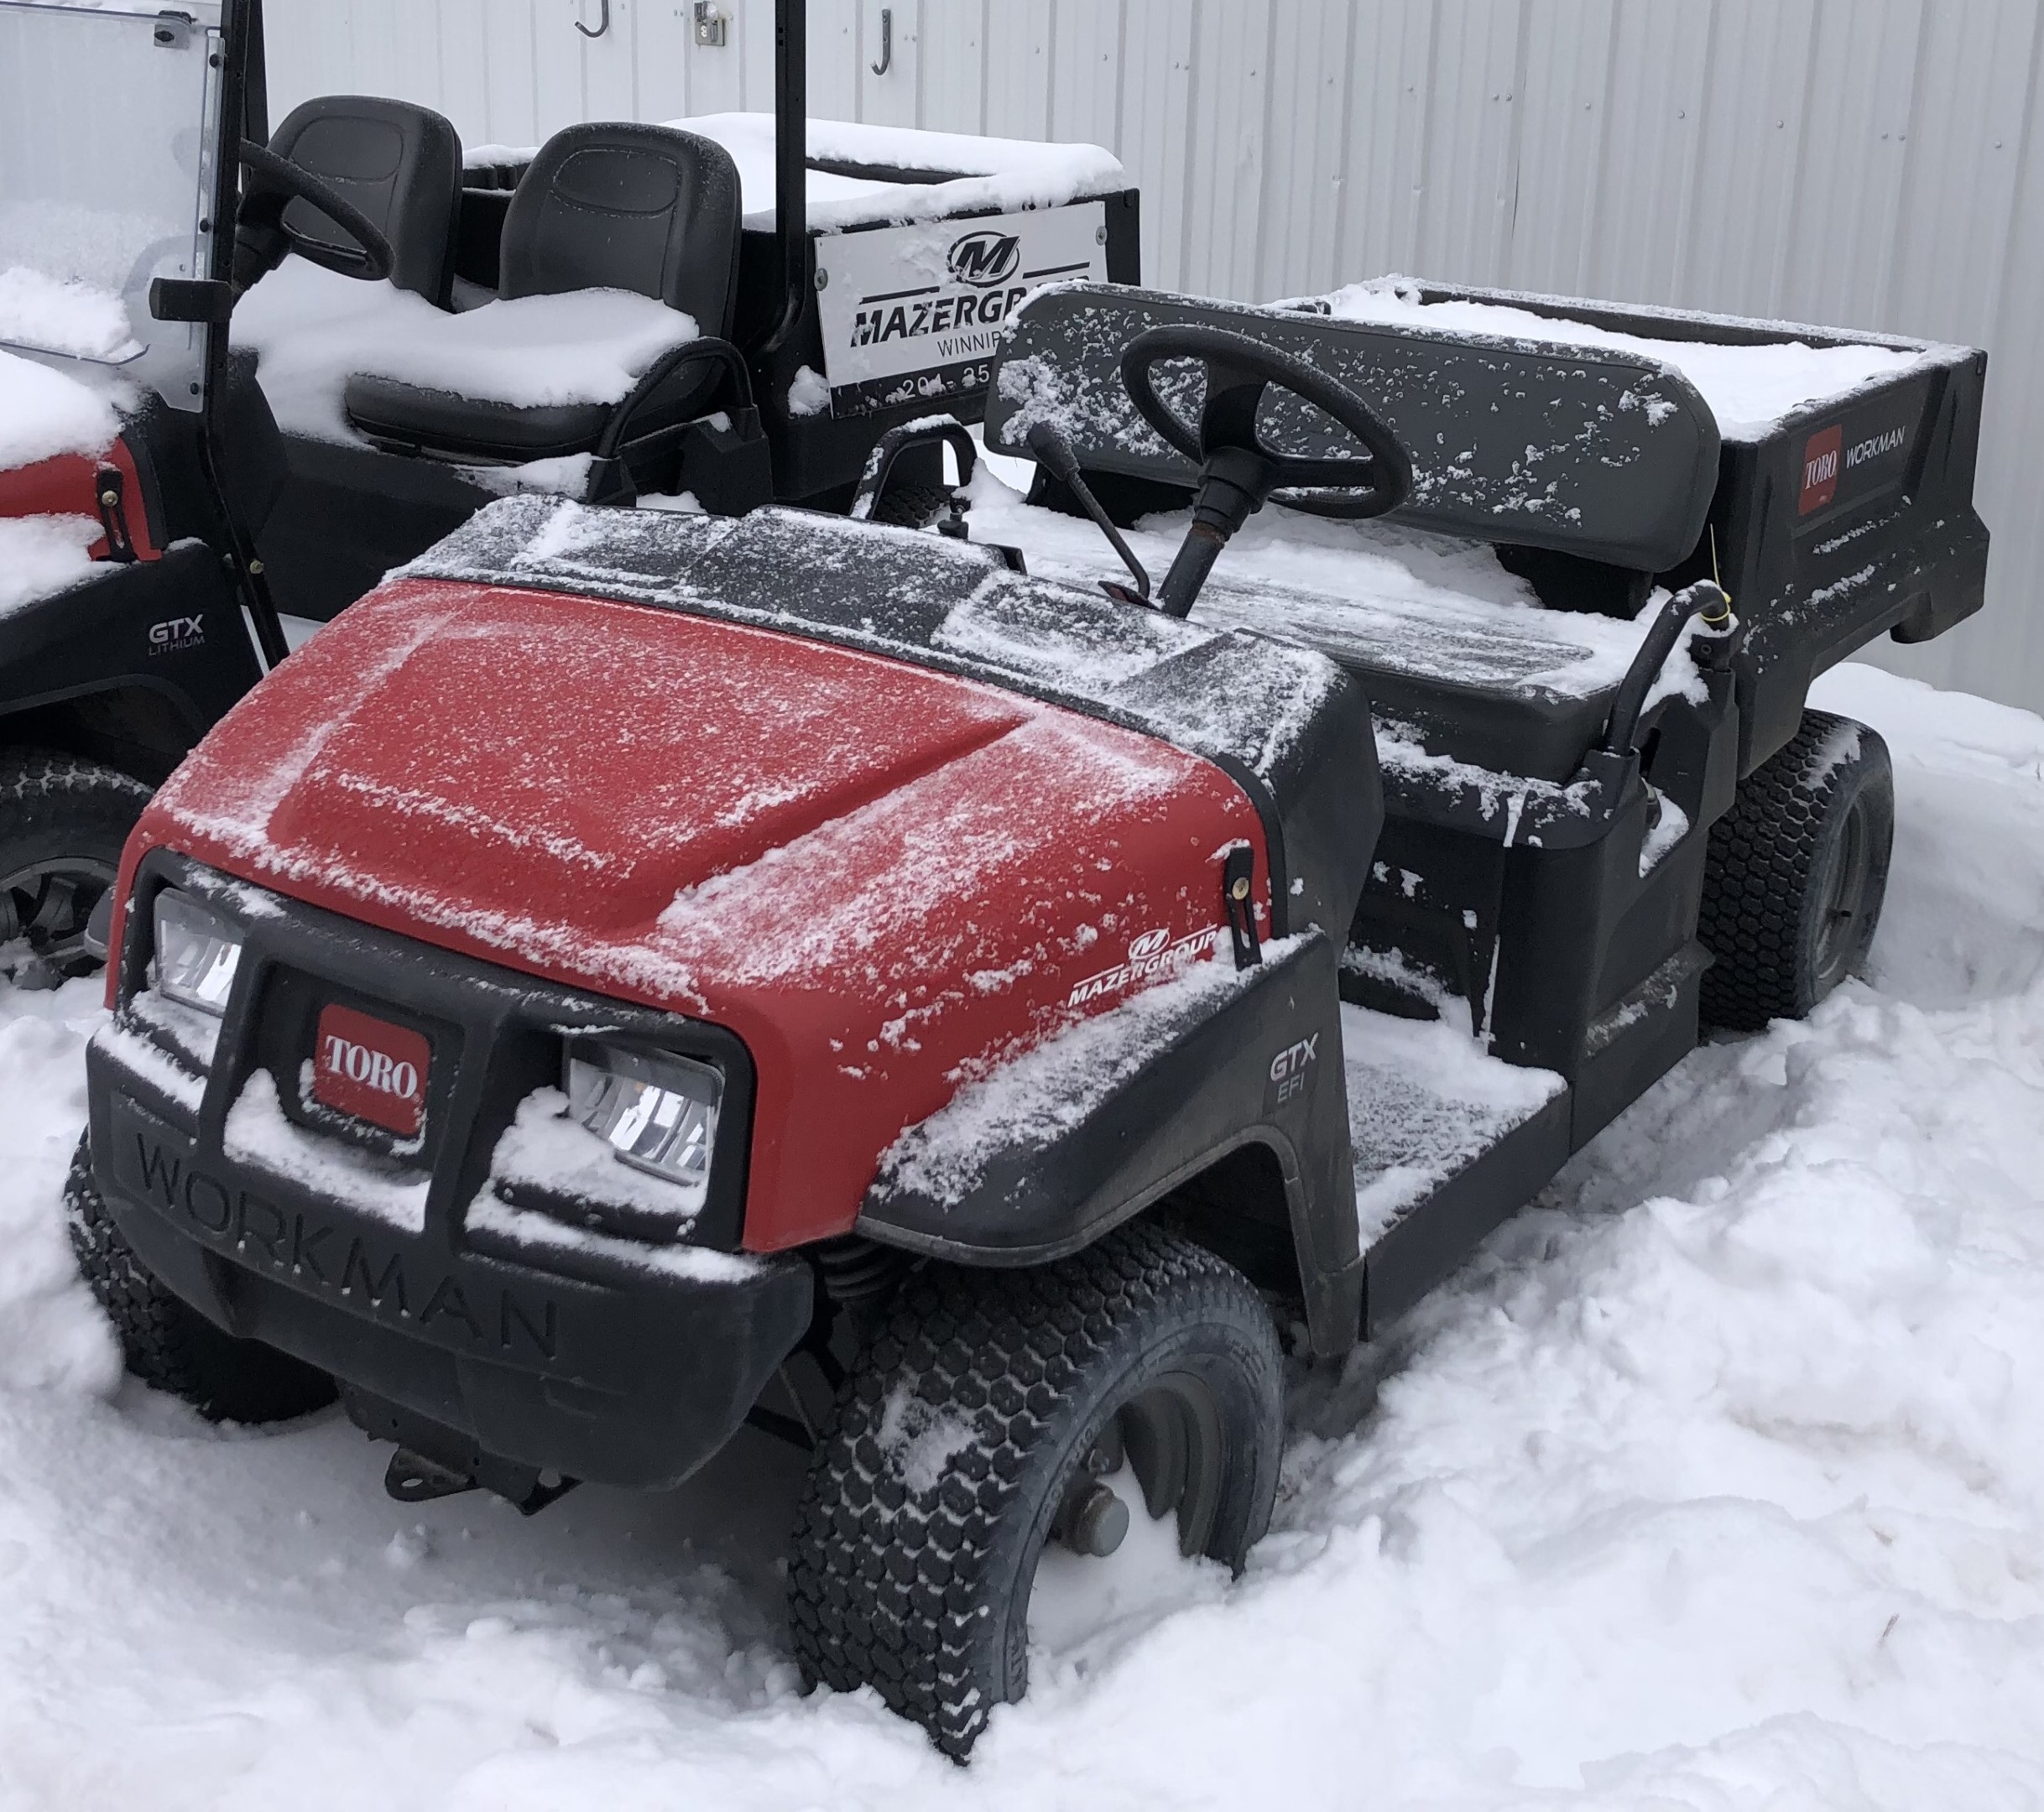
[267,0,2044,714]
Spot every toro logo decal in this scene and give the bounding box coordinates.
[149,615,205,655]
[1066,925,1223,1008]
[946,229,1022,288]
[313,1002,430,1138]
[1799,425,1843,516]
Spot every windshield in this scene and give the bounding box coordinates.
[0,1,226,412]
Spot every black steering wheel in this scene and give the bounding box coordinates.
[236,139,395,284]
[1120,324,1414,521]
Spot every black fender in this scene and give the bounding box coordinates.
[0,543,263,761]
[858,929,1362,1357]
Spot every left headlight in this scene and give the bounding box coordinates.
[151,889,244,1017]
[566,1041,722,1211]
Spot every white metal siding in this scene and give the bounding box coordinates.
[265,0,2044,713]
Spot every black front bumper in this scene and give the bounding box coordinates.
[88,859,812,1492]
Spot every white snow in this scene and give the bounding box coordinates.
[1317,278,1933,436]
[482,1086,709,1236]
[468,114,1125,235]
[0,513,99,616]
[0,663,2041,1801]
[222,1069,430,1236]
[0,344,118,469]
[962,462,1706,712]
[234,257,699,445]
[0,265,139,363]
[1341,1005,1567,1242]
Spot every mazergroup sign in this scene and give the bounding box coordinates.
[813,201,1108,415]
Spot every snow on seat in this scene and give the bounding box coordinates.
[237,258,701,456]
[239,122,740,470]
[965,467,1702,784]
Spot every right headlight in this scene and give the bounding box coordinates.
[150,889,244,1017]
[566,1040,722,1213]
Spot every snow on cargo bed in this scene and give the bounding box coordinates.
[467,113,1125,234]
[1313,278,1933,437]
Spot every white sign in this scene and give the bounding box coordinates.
[814,201,1109,415]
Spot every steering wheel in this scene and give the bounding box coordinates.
[236,139,395,284]
[1119,324,1414,521]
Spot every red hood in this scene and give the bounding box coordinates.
[128,575,1269,1248]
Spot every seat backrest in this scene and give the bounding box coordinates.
[498,123,743,335]
[267,96,463,306]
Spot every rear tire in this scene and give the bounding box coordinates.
[1698,709,1894,1032]
[785,1221,1282,1758]
[0,748,152,987]
[65,1132,336,1424]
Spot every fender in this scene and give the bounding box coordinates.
[0,539,263,746]
[857,929,1363,1356]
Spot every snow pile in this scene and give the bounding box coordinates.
[0,265,138,362]
[468,114,1125,234]
[1318,278,1932,435]
[0,513,99,616]
[0,346,123,616]
[0,345,117,469]
[235,258,698,445]
[0,665,2041,1800]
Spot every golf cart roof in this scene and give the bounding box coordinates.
[467,113,1126,236]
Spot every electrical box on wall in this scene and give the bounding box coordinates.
[692,3,726,48]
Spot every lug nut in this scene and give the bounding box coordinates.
[1059,1481,1129,1558]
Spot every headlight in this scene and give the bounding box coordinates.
[151,890,243,1017]
[566,1041,722,1208]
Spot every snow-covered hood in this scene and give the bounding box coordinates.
[125,570,1271,1247]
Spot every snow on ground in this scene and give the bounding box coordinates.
[0,663,2041,1808]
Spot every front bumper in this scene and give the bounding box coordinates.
[88,858,811,1492]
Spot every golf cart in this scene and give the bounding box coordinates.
[0,0,1137,983]
[69,238,1989,1755]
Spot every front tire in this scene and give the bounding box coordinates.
[786,1221,1283,1757]
[1698,709,1894,1032]
[0,748,152,987]
[65,1132,336,1424]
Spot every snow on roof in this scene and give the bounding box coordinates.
[1315,278,1936,438]
[465,113,1126,234]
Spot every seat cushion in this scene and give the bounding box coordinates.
[342,374,611,461]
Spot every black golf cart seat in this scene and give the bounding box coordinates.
[241,96,464,307]
[983,284,1731,785]
[341,122,743,464]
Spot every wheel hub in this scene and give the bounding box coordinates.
[0,856,118,988]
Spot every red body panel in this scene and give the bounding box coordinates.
[124,576,1272,1250]
[0,440,157,560]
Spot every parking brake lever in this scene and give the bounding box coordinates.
[1025,422,1153,604]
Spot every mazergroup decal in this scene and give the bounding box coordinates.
[1066,924,1222,1008]
[815,200,1109,415]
